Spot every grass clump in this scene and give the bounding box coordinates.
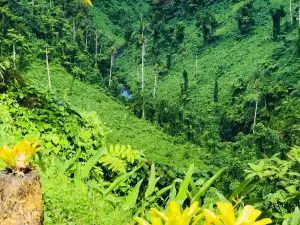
[42,170,131,225]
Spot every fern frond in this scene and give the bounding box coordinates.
[108,144,142,164]
[100,155,127,173]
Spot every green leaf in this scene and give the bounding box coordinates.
[286,185,297,195]
[149,184,174,203]
[240,181,259,198]
[194,178,205,186]
[103,167,140,197]
[169,185,177,202]
[81,148,106,179]
[215,191,229,202]
[291,207,300,225]
[175,164,194,202]
[51,134,60,145]
[191,167,226,202]
[53,146,61,154]
[190,179,198,196]
[229,177,254,200]
[74,163,85,192]
[243,198,265,204]
[123,179,144,210]
[248,161,264,172]
[145,164,160,199]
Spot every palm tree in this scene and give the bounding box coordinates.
[45,48,51,91]
[109,46,116,87]
[253,78,261,126]
[140,22,147,93]
[154,63,158,99]
[299,0,300,27]
[195,54,199,79]
[0,62,9,84]
[247,70,265,133]
[290,0,293,24]
[131,21,152,118]
[95,31,101,59]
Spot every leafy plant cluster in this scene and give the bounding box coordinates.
[0,0,119,86]
[1,0,300,224]
[1,80,299,224]
[136,200,272,225]
[0,79,219,223]
[0,139,41,174]
[112,0,298,154]
[244,146,300,219]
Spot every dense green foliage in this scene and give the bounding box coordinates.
[0,0,300,224]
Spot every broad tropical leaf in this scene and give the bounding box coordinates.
[123,178,144,210]
[191,167,226,202]
[175,164,194,202]
[81,148,106,179]
[103,167,140,197]
[145,164,160,199]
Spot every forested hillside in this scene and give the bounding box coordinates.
[0,0,300,224]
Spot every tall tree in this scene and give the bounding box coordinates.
[109,46,115,87]
[236,0,255,35]
[299,0,300,27]
[132,21,151,118]
[85,30,89,50]
[12,45,16,71]
[154,63,158,99]
[141,22,146,94]
[213,78,219,103]
[290,0,293,24]
[248,70,265,133]
[181,69,189,94]
[46,48,51,91]
[73,19,76,42]
[253,78,261,132]
[270,6,286,40]
[196,11,217,44]
[195,54,198,79]
[95,31,99,59]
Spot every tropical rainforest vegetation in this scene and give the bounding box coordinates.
[0,0,300,224]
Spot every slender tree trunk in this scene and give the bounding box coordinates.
[32,0,34,6]
[195,54,198,79]
[141,41,145,119]
[99,43,103,57]
[46,48,51,91]
[290,0,293,24]
[95,32,98,58]
[142,103,145,118]
[73,20,76,42]
[141,42,145,92]
[13,45,16,70]
[0,74,4,83]
[85,31,88,50]
[109,48,114,87]
[253,89,259,133]
[154,65,158,99]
